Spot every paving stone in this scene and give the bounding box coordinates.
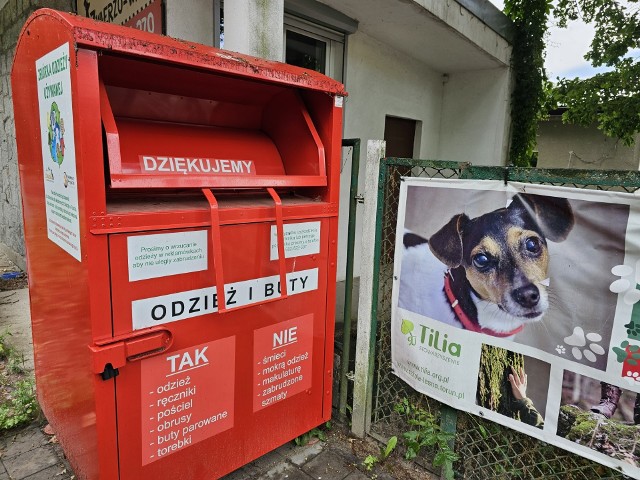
[286,441,324,466]
[0,462,9,480]
[274,440,297,457]
[326,446,359,467]
[367,471,395,480]
[302,450,353,480]
[21,463,71,480]
[221,464,256,479]
[0,425,47,459]
[3,444,58,479]
[343,471,370,480]
[255,461,313,480]
[251,449,286,471]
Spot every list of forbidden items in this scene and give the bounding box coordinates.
[254,314,313,412]
[141,337,235,465]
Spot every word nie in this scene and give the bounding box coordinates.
[273,327,297,348]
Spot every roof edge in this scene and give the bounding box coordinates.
[454,0,514,43]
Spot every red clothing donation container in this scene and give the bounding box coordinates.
[12,9,345,480]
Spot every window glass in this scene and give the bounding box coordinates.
[285,30,327,74]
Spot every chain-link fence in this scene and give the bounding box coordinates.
[368,158,640,479]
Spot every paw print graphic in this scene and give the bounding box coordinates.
[555,345,566,355]
[614,341,640,381]
[563,327,606,363]
[610,264,640,305]
[625,320,640,341]
[623,370,640,386]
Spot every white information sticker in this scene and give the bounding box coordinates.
[36,43,81,261]
[127,230,208,282]
[270,222,321,260]
[132,268,319,330]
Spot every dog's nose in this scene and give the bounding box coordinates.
[512,285,540,308]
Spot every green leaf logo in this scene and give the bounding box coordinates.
[401,319,414,335]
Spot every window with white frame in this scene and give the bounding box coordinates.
[284,14,345,82]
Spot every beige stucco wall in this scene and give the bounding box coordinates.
[537,117,640,171]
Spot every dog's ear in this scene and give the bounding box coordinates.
[429,214,468,267]
[509,193,575,242]
[404,232,428,248]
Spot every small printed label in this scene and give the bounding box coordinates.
[335,96,344,108]
[141,337,235,465]
[139,156,256,175]
[270,222,321,260]
[253,314,313,411]
[132,268,319,330]
[127,230,207,282]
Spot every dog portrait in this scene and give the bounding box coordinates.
[397,182,629,370]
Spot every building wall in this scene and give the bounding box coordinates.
[225,0,284,60]
[338,31,445,279]
[537,118,640,171]
[439,68,511,165]
[0,0,74,267]
[165,0,214,46]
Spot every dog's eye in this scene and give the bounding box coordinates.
[472,253,491,269]
[525,237,541,253]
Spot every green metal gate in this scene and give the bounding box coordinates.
[368,157,640,479]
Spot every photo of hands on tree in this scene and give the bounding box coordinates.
[558,371,640,466]
[476,345,550,429]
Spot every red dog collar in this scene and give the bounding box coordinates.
[443,273,524,338]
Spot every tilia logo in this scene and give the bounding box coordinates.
[400,319,461,358]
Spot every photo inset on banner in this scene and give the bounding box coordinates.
[476,345,550,429]
[398,184,629,371]
[558,370,640,467]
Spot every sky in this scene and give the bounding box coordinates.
[487,0,625,80]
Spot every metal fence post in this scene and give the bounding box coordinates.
[339,138,361,419]
[440,405,458,480]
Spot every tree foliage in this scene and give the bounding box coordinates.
[552,0,640,146]
[505,0,640,166]
[504,0,553,167]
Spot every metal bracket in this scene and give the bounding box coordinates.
[354,194,364,204]
[89,329,173,378]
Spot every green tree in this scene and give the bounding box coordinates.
[477,345,525,419]
[504,0,553,167]
[552,0,640,146]
[504,0,640,166]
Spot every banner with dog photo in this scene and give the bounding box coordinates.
[391,178,640,477]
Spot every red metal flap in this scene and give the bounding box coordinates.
[118,120,285,177]
[100,78,327,189]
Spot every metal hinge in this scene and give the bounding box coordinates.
[354,194,364,204]
[89,329,173,380]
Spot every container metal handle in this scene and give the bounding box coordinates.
[267,187,289,299]
[201,188,288,313]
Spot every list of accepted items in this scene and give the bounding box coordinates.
[254,314,313,412]
[140,337,235,465]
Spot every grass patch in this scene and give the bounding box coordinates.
[0,332,38,430]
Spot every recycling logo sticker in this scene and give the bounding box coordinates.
[47,102,65,166]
